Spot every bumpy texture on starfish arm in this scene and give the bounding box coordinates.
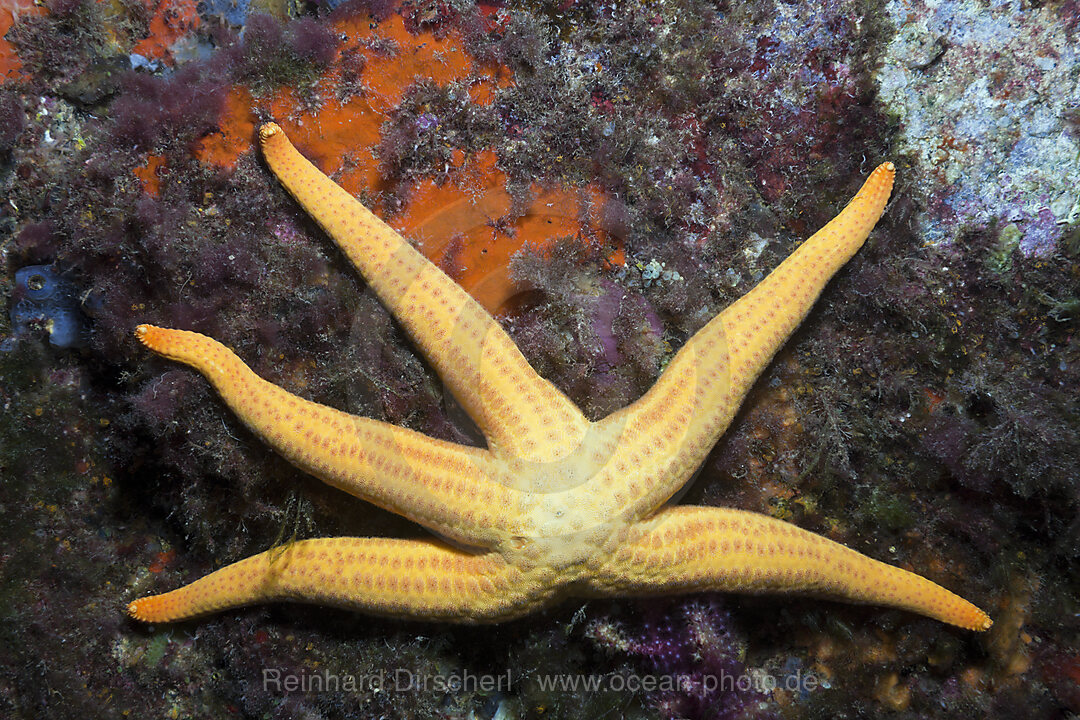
[591,507,992,632]
[257,124,590,465]
[592,162,899,521]
[133,325,532,547]
[127,123,992,632]
[128,538,556,623]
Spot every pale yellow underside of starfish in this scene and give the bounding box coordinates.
[127,123,991,632]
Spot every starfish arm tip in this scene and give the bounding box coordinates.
[929,591,992,632]
[969,608,993,632]
[127,597,160,623]
[868,161,896,197]
[259,122,283,141]
[133,324,200,362]
[133,323,156,346]
[128,592,213,624]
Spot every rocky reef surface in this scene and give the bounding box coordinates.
[0,1,1076,718]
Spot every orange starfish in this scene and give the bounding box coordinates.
[127,124,991,631]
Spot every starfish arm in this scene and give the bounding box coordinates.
[135,325,529,546]
[128,537,555,623]
[590,505,992,631]
[715,162,896,392]
[594,163,896,517]
[258,123,589,463]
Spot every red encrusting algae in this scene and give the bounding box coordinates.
[186,10,619,313]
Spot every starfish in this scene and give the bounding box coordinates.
[127,123,992,632]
